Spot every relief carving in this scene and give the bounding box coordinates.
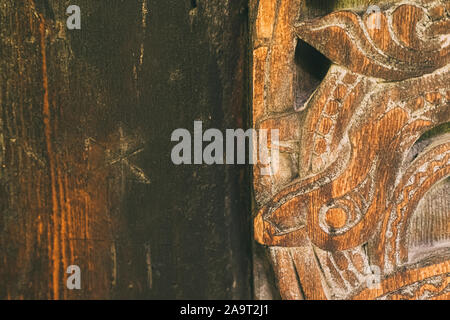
[252,0,449,300]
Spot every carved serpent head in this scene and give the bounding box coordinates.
[254,1,449,275]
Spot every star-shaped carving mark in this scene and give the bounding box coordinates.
[85,127,151,185]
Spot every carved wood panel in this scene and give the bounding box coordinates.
[251,0,449,300]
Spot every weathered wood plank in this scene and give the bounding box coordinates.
[0,0,251,299]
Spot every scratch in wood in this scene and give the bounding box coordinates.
[111,242,117,287]
[140,0,148,67]
[9,137,46,168]
[145,243,152,289]
[108,148,145,165]
[133,0,148,98]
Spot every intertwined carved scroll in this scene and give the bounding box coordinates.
[252,0,449,300]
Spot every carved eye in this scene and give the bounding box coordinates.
[319,197,363,235]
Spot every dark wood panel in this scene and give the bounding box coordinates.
[0,0,251,299]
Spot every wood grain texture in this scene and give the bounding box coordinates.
[0,0,251,299]
[252,0,449,300]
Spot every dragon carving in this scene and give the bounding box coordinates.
[252,0,450,299]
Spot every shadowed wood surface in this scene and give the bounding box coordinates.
[0,0,251,299]
[251,0,449,300]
